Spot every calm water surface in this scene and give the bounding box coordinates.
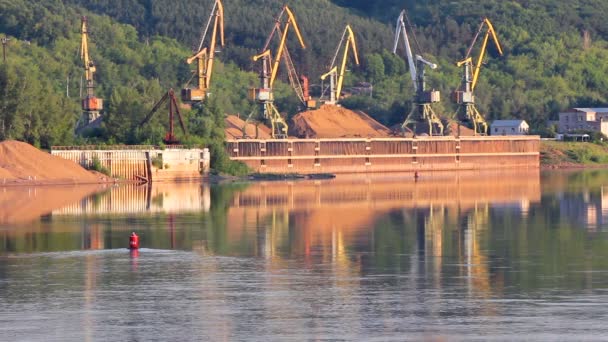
[2,171,608,341]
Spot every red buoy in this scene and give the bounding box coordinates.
[129,232,139,249]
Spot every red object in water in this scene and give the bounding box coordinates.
[129,232,139,249]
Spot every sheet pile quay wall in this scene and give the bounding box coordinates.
[51,146,210,181]
[226,136,539,173]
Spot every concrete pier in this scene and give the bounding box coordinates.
[51,146,210,182]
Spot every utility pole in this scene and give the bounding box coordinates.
[1,36,10,62]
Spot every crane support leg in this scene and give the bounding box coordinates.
[242,110,262,139]
[423,105,444,136]
[459,103,488,136]
[402,104,443,136]
[469,104,488,136]
[401,106,417,135]
[264,102,288,139]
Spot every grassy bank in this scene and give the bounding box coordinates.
[541,141,608,168]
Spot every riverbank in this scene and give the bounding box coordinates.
[541,140,608,169]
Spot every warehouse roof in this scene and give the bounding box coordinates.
[491,120,528,127]
[571,108,608,113]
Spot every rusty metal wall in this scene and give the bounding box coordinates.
[227,136,540,174]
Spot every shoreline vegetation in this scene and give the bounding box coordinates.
[540,140,608,169]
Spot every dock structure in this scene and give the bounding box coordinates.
[51,146,210,182]
[226,136,539,173]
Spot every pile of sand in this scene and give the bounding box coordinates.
[0,140,101,184]
[290,105,390,138]
[225,115,272,140]
[446,121,476,137]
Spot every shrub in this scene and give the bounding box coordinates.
[151,155,163,169]
[88,155,111,176]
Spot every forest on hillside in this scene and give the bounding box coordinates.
[2,0,608,150]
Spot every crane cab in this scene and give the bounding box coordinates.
[181,88,208,102]
[452,91,474,104]
[420,90,440,103]
[249,88,273,102]
[82,96,103,112]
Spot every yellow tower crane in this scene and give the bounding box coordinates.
[182,0,225,103]
[453,18,503,135]
[320,25,359,106]
[79,16,103,127]
[250,5,306,138]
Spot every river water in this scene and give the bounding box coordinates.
[2,170,608,341]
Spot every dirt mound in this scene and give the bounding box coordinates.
[0,140,101,184]
[445,121,476,137]
[290,105,390,138]
[225,115,272,140]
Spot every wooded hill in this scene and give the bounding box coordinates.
[2,0,608,149]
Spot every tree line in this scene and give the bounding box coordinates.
[2,0,608,152]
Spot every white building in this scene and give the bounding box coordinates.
[490,120,529,136]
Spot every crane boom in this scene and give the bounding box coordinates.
[80,17,95,92]
[320,25,359,105]
[77,16,103,132]
[392,9,443,136]
[259,6,307,105]
[467,18,503,90]
[249,5,306,138]
[453,18,503,135]
[182,0,224,103]
[393,11,417,91]
[268,6,305,88]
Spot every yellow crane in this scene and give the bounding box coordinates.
[79,16,103,127]
[182,0,225,103]
[250,5,306,138]
[320,25,359,105]
[453,18,503,135]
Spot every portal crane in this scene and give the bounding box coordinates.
[250,5,306,138]
[453,18,503,135]
[80,16,103,126]
[393,10,443,136]
[320,25,359,105]
[182,0,224,103]
[259,7,309,108]
[140,89,188,145]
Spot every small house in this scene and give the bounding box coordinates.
[490,120,529,136]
